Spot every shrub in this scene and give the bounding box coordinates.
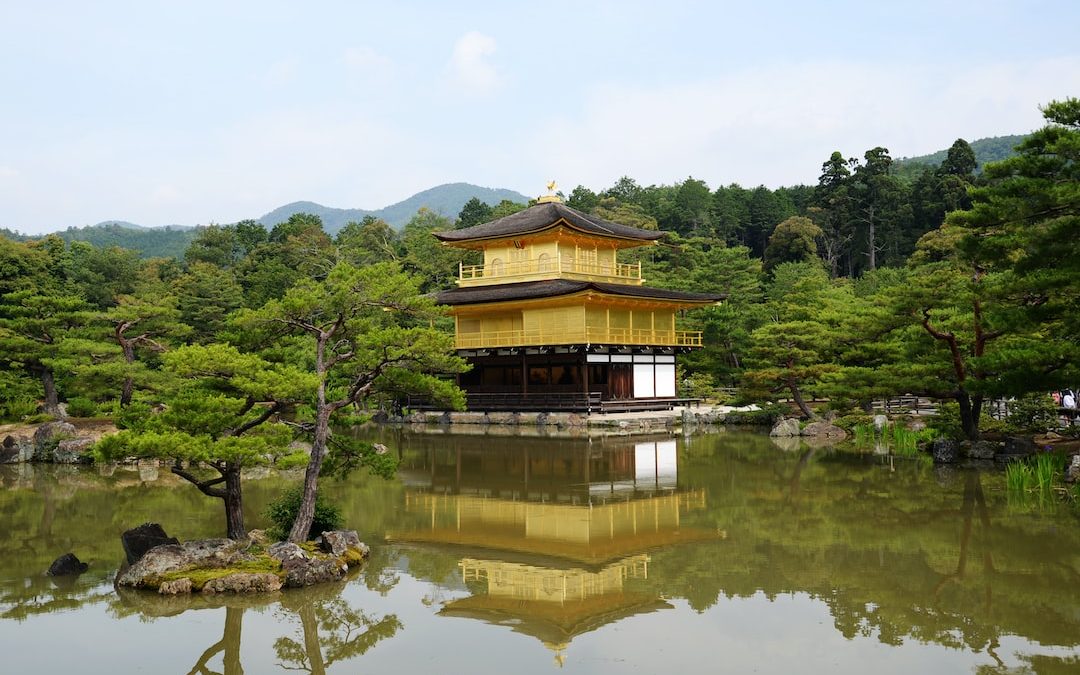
[265,484,343,541]
[0,396,39,422]
[833,412,874,432]
[1006,394,1059,433]
[65,397,98,418]
[723,403,789,426]
[116,402,154,430]
[929,401,1007,439]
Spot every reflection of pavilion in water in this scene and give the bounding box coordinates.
[388,435,720,664]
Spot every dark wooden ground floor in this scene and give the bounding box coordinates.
[441,345,695,413]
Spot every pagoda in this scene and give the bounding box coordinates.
[433,190,722,412]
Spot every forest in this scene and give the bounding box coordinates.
[1,98,1076,455]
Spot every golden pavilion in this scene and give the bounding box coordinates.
[434,192,722,412]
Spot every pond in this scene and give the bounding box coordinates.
[1,428,1078,674]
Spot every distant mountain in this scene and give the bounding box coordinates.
[895,134,1028,175]
[3,183,531,258]
[257,183,530,233]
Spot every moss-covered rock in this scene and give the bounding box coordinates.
[119,531,370,595]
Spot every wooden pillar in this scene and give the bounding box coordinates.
[521,352,528,397]
[582,350,591,414]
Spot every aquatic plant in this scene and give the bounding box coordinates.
[852,423,876,446]
[1034,453,1065,494]
[1006,453,1068,511]
[1006,461,1035,494]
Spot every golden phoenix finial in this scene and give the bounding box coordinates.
[547,180,558,194]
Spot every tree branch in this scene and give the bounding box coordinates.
[170,464,227,499]
[229,401,283,437]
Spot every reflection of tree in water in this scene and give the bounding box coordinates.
[356,544,399,596]
[187,606,245,675]
[976,653,1080,675]
[274,585,402,674]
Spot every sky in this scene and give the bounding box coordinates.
[1,0,1078,234]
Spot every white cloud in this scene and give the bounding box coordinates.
[524,58,1080,190]
[447,31,499,93]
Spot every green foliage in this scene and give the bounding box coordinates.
[832,411,873,431]
[175,262,243,342]
[53,223,197,259]
[456,197,493,229]
[678,371,725,401]
[115,401,153,430]
[895,134,1026,173]
[0,370,40,421]
[1006,394,1059,433]
[321,438,398,481]
[722,403,788,425]
[1006,452,1068,510]
[764,216,822,271]
[64,397,98,418]
[275,451,312,470]
[0,397,39,422]
[1006,461,1034,494]
[265,485,343,541]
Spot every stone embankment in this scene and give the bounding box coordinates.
[768,417,848,440]
[929,434,1073,466]
[379,406,750,435]
[115,523,369,595]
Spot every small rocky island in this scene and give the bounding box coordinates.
[116,523,369,595]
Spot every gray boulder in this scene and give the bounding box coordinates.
[117,538,250,589]
[47,553,89,576]
[931,439,960,464]
[267,537,361,588]
[267,542,308,563]
[1,435,33,463]
[202,572,282,594]
[800,421,847,440]
[54,437,95,464]
[32,421,77,461]
[1066,455,1080,484]
[121,523,180,566]
[873,415,889,432]
[967,440,999,460]
[770,418,802,437]
[158,578,193,595]
[1002,436,1036,459]
[282,557,347,588]
[317,530,362,557]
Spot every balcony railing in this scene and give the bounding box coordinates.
[455,327,704,349]
[458,256,641,286]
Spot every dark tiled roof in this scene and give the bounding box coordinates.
[433,202,665,243]
[436,279,723,306]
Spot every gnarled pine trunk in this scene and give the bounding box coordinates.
[224,463,246,540]
[40,367,61,417]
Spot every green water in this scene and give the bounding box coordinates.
[1,428,1078,673]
